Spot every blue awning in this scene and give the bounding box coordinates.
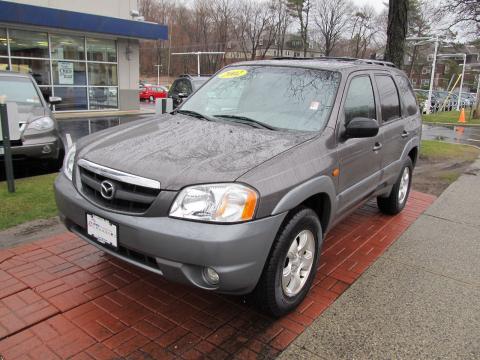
[0,1,168,40]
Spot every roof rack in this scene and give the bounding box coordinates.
[271,56,397,68]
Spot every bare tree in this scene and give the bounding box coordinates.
[348,5,380,58]
[440,0,480,37]
[313,0,352,56]
[286,0,312,57]
[233,0,277,60]
[407,0,439,77]
[273,0,291,56]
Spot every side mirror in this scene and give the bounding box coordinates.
[48,96,62,105]
[345,117,379,139]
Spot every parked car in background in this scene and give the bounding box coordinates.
[467,93,477,106]
[433,91,454,111]
[139,85,168,102]
[168,74,209,108]
[415,89,435,113]
[0,71,64,169]
[55,58,421,316]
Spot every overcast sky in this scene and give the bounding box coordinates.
[351,0,387,12]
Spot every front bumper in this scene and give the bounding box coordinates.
[1,136,62,161]
[54,173,286,294]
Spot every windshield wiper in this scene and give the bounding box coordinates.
[176,109,216,122]
[213,114,277,131]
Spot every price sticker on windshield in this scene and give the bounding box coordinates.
[218,69,248,79]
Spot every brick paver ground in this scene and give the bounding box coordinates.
[0,191,435,359]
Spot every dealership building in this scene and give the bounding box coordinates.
[0,0,167,113]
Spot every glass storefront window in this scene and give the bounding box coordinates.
[2,28,118,111]
[9,29,49,58]
[10,58,51,85]
[51,34,85,60]
[0,28,7,56]
[0,57,8,71]
[89,87,118,109]
[88,63,118,86]
[52,61,86,86]
[53,87,88,111]
[87,38,116,62]
[38,86,52,103]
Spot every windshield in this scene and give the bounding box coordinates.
[180,66,341,132]
[0,76,43,107]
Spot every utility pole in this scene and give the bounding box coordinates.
[406,36,440,114]
[427,37,439,115]
[155,64,162,86]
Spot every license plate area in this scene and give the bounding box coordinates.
[86,213,118,248]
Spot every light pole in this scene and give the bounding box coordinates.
[154,64,162,86]
[406,36,440,114]
[437,53,467,110]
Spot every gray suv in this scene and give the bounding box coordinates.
[54,58,421,316]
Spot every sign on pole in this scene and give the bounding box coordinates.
[0,95,16,192]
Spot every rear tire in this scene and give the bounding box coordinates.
[377,158,413,215]
[254,207,322,317]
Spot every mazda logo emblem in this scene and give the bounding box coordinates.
[100,180,115,200]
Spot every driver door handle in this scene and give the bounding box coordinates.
[373,142,383,151]
[401,130,409,138]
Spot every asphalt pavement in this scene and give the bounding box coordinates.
[422,123,480,147]
[279,158,480,359]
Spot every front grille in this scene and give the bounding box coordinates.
[78,163,160,214]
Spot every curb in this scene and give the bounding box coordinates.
[423,121,480,127]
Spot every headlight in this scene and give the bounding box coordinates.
[63,144,76,181]
[28,117,54,131]
[170,183,258,223]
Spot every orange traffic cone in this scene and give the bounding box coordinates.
[458,108,466,123]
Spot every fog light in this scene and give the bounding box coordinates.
[204,267,220,285]
[42,145,52,154]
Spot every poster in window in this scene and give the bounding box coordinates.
[58,61,74,85]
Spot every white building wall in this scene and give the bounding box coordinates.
[11,0,138,20]
[117,39,140,110]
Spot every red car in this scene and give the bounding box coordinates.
[139,85,168,102]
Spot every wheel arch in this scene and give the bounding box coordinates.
[271,175,336,234]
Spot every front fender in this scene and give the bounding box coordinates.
[271,175,337,230]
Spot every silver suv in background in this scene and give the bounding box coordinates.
[55,58,421,316]
[0,71,64,169]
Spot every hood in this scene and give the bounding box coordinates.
[13,103,46,124]
[78,114,313,190]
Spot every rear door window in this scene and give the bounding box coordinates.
[375,75,401,122]
[343,75,376,125]
[396,75,418,116]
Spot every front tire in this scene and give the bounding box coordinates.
[377,158,413,215]
[254,207,322,317]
